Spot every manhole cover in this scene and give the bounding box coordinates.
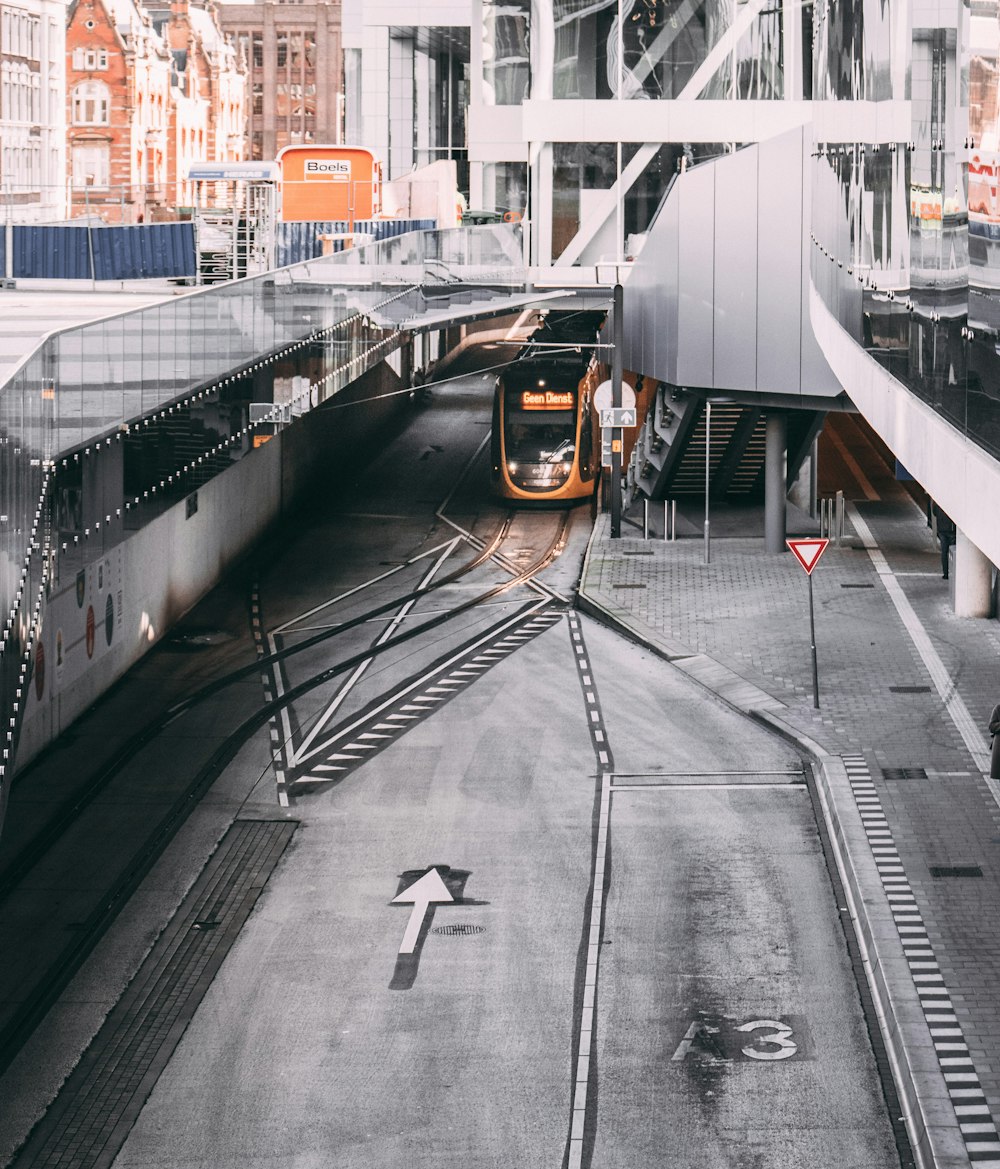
[882,768,928,780]
[889,686,931,694]
[432,923,485,936]
[930,865,983,878]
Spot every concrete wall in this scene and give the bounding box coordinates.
[624,126,842,400]
[810,285,1000,573]
[16,359,410,772]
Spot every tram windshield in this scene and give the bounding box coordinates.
[500,385,577,486]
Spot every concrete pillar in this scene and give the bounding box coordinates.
[765,412,787,554]
[955,530,993,617]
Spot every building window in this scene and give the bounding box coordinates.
[72,142,110,188]
[72,79,110,124]
[72,48,109,70]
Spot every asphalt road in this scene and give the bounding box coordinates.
[0,370,902,1169]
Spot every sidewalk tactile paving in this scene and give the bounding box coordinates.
[8,820,296,1169]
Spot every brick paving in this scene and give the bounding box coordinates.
[580,499,1000,1146]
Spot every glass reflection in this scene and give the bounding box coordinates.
[483,0,530,104]
[0,225,527,752]
[810,0,1000,461]
[538,0,783,99]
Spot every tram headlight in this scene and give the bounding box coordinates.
[561,462,571,473]
[508,462,518,474]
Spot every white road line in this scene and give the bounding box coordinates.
[611,782,806,791]
[271,537,459,634]
[568,768,611,1169]
[847,503,998,805]
[291,538,461,764]
[295,601,552,766]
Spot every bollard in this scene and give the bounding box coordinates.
[643,498,649,540]
[835,489,844,544]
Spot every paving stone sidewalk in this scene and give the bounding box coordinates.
[578,500,1000,1136]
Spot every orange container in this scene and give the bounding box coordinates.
[276,145,382,223]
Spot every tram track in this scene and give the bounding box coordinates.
[0,496,572,1076]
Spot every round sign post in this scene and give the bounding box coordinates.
[593,380,635,413]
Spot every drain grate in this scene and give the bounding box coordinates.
[883,767,928,781]
[432,923,485,936]
[841,583,875,589]
[613,583,647,589]
[623,550,655,557]
[889,686,932,694]
[930,865,983,878]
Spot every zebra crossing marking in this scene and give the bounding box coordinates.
[289,608,563,790]
[843,754,1000,1162]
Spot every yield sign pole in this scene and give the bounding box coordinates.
[786,538,830,709]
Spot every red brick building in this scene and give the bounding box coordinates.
[66,0,172,221]
[66,0,245,222]
[150,0,246,209]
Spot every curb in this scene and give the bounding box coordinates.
[576,524,964,1169]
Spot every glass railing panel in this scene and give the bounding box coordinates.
[0,224,526,711]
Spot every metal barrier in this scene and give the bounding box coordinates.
[819,490,845,543]
[0,223,527,799]
[274,219,437,269]
[6,222,197,281]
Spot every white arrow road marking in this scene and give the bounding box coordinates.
[393,869,454,954]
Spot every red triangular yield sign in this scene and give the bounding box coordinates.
[786,538,829,575]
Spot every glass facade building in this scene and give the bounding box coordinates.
[809,0,1000,458]
[470,0,812,265]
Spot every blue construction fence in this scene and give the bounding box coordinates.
[0,218,438,281]
[0,222,197,281]
[274,219,436,268]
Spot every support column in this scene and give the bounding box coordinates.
[955,530,993,617]
[764,412,787,554]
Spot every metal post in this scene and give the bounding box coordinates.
[671,499,677,541]
[765,412,787,554]
[663,500,669,541]
[610,282,623,539]
[809,572,820,708]
[809,435,818,519]
[704,401,711,563]
[643,498,649,539]
[835,489,844,544]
